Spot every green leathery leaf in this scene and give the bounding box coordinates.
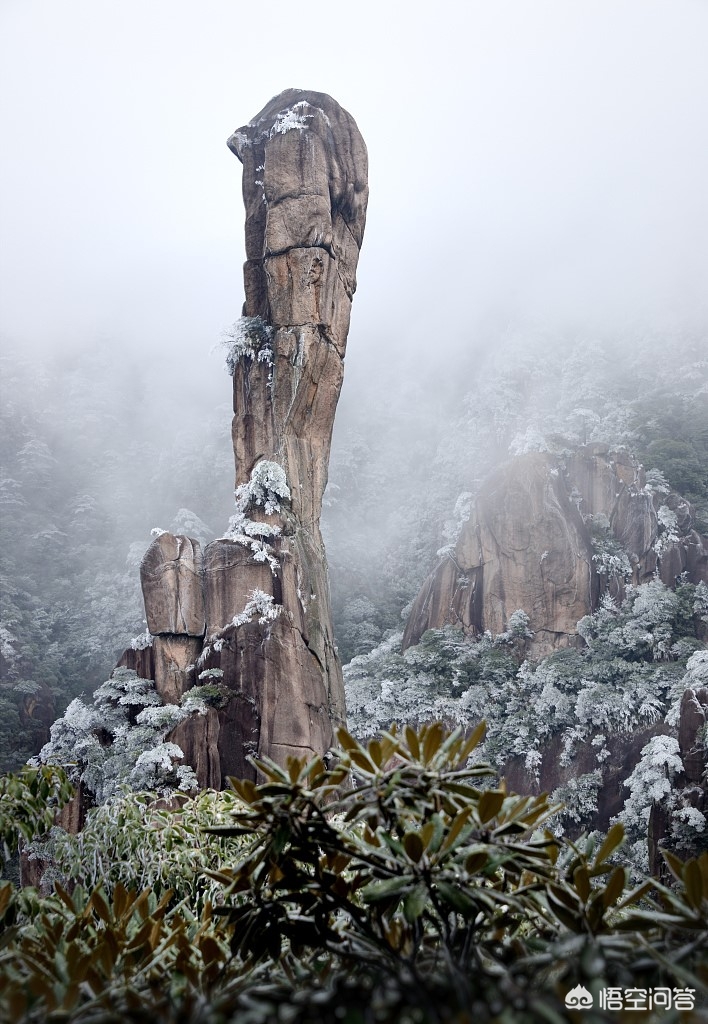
[601,865,627,909]
[478,789,505,823]
[684,858,704,910]
[422,723,444,763]
[403,831,424,863]
[361,875,415,903]
[403,884,428,922]
[594,822,625,865]
[573,865,591,902]
[435,881,478,915]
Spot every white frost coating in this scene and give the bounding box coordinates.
[221,316,274,373]
[131,743,198,794]
[150,527,167,538]
[644,468,671,496]
[229,130,250,154]
[231,589,281,629]
[0,625,18,664]
[31,667,212,803]
[246,460,290,513]
[508,426,550,456]
[654,505,680,557]
[130,629,154,651]
[268,101,315,137]
[220,461,290,574]
[198,667,224,681]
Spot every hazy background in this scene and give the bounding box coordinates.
[2,0,707,379]
[1,1,708,739]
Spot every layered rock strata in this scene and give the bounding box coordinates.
[113,91,367,787]
[404,444,708,655]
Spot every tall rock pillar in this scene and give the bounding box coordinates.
[199,90,368,773]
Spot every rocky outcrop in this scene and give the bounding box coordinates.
[404,444,708,655]
[405,452,596,654]
[504,724,674,832]
[108,91,367,789]
[140,533,205,637]
[400,444,707,859]
[208,89,366,774]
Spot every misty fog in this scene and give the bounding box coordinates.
[1,1,707,762]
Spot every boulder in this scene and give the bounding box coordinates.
[404,452,596,655]
[140,533,205,637]
[203,538,277,640]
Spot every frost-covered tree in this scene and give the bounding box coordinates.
[619,735,687,873]
[32,667,214,804]
[345,579,705,843]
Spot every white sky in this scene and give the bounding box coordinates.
[1,0,707,388]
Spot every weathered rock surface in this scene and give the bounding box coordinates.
[404,444,708,655]
[152,635,201,705]
[202,539,277,640]
[140,534,205,637]
[169,708,221,790]
[116,644,155,681]
[503,723,674,832]
[227,90,368,527]
[401,444,707,861]
[202,89,366,769]
[678,685,708,784]
[405,452,596,654]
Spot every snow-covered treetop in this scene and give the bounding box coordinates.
[31,666,211,804]
[231,589,280,630]
[221,317,274,374]
[219,461,290,574]
[240,460,290,516]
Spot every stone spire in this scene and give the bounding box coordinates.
[201,89,368,772]
[124,91,368,784]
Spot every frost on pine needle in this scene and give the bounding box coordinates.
[239,460,290,514]
[130,629,153,651]
[221,316,274,374]
[231,589,280,629]
[32,666,213,804]
[220,460,290,574]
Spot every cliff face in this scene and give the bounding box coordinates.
[404,443,708,655]
[400,443,708,850]
[118,90,367,786]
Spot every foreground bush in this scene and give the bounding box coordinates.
[0,723,706,1022]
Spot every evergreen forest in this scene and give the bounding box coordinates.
[1,324,707,1020]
